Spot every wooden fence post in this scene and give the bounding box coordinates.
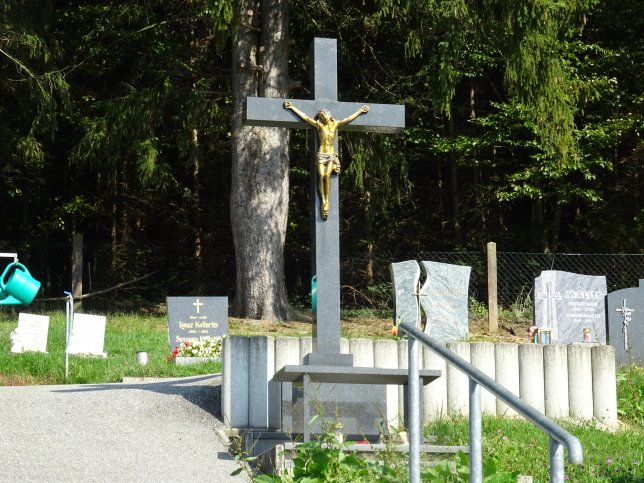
[487,242,498,333]
[72,232,83,312]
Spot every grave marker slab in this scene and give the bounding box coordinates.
[390,261,421,327]
[391,260,471,342]
[10,313,49,353]
[166,296,228,351]
[606,279,644,365]
[420,261,471,342]
[534,270,607,344]
[67,313,107,356]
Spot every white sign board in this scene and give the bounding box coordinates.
[67,313,107,357]
[10,313,49,353]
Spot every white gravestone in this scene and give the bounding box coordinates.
[10,313,49,353]
[67,313,107,357]
[534,270,607,344]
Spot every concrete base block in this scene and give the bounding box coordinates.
[423,345,447,421]
[275,337,301,432]
[350,338,375,367]
[374,339,400,427]
[222,336,250,428]
[446,342,470,416]
[544,345,569,418]
[519,344,544,413]
[249,336,276,428]
[299,337,313,364]
[471,342,496,415]
[495,344,519,417]
[568,345,594,420]
[591,345,618,427]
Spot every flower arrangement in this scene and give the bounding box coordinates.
[168,336,225,360]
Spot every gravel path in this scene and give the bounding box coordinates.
[0,374,244,482]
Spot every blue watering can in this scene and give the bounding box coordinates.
[0,262,41,305]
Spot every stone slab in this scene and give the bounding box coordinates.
[273,365,440,385]
[420,261,471,341]
[390,260,421,327]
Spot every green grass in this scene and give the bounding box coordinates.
[425,415,644,482]
[0,311,220,385]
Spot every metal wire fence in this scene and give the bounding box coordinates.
[2,239,643,313]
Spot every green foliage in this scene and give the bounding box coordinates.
[616,365,644,426]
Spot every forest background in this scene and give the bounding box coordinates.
[0,0,641,319]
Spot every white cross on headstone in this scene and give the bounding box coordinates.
[616,298,633,351]
[537,281,562,330]
[193,298,204,314]
[246,38,405,366]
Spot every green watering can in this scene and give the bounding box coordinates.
[0,262,41,305]
[311,275,317,314]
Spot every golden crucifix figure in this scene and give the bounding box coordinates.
[283,101,369,220]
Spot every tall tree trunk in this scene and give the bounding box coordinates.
[192,127,204,293]
[448,115,462,245]
[230,0,293,320]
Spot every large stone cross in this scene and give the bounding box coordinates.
[246,38,405,366]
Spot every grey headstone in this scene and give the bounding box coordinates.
[166,296,228,351]
[534,271,607,344]
[390,260,421,327]
[420,261,471,342]
[605,279,644,366]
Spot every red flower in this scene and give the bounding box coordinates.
[391,325,398,336]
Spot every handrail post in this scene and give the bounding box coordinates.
[408,336,421,483]
[549,437,565,482]
[469,380,482,482]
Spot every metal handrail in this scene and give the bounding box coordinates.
[398,322,583,483]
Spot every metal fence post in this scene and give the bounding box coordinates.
[549,437,565,482]
[469,380,483,482]
[408,336,420,483]
[72,233,83,312]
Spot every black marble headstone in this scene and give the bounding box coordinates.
[166,296,228,351]
[606,280,644,366]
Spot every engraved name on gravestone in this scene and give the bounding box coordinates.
[606,279,644,366]
[419,261,471,342]
[67,313,107,356]
[10,313,49,353]
[166,297,228,351]
[534,270,607,344]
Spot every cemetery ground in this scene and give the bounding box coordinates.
[0,308,642,481]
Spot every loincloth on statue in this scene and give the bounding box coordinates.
[317,153,341,174]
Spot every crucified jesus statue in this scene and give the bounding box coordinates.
[283,101,369,220]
